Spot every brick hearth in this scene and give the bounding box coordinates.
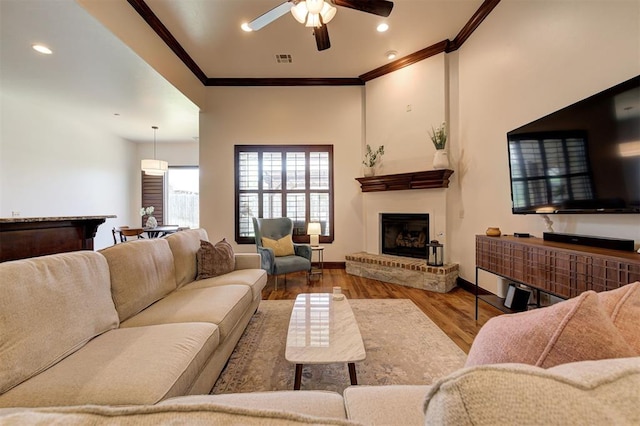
[345,252,458,293]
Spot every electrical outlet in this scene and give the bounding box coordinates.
[406,104,412,112]
[11,211,20,217]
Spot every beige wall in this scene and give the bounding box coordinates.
[199,86,364,259]
[451,0,640,291]
[363,55,450,258]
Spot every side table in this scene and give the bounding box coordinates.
[310,246,325,279]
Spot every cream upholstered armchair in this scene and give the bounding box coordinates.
[252,217,312,289]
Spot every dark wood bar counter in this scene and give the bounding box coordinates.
[0,215,115,262]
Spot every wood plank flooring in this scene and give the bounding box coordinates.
[261,269,503,354]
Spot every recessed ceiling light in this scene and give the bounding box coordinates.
[241,22,252,32]
[32,44,52,54]
[385,50,398,60]
[377,23,389,32]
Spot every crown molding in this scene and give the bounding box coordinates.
[129,0,501,87]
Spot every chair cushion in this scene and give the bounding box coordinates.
[196,239,235,280]
[166,228,210,288]
[274,255,311,275]
[262,235,295,256]
[465,291,637,368]
[0,251,118,395]
[0,323,219,407]
[344,385,430,425]
[100,239,177,322]
[423,357,640,425]
[120,285,252,341]
[597,282,640,352]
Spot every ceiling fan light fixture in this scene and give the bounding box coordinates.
[320,3,337,24]
[305,13,321,27]
[291,2,308,24]
[306,0,325,14]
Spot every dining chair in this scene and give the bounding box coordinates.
[112,226,144,244]
[252,217,312,290]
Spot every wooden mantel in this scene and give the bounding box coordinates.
[355,169,454,192]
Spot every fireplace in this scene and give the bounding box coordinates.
[380,213,429,259]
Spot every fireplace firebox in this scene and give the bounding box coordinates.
[380,213,429,259]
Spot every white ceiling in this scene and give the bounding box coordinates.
[0,0,485,143]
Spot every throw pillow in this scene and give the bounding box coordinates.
[597,281,640,353]
[196,239,235,280]
[261,235,295,257]
[465,290,637,368]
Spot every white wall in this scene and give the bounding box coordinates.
[452,0,640,291]
[199,86,363,259]
[0,91,136,249]
[363,55,451,256]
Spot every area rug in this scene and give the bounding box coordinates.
[212,299,466,395]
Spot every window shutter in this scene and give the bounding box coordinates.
[141,172,164,226]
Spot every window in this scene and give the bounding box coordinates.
[141,166,199,228]
[166,167,199,228]
[235,145,334,244]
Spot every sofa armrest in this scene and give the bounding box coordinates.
[234,253,261,270]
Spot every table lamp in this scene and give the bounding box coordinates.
[307,222,321,246]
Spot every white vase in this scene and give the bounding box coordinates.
[433,150,449,170]
[145,216,158,228]
[363,166,375,177]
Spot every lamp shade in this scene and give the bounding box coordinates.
[307,222,322,246]
[141,159,168,176]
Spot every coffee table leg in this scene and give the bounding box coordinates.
[348,363,358,385]
[294,364,303,390]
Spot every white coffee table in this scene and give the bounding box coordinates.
[285,293,366,390]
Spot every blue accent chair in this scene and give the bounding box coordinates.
[252,217,312,290]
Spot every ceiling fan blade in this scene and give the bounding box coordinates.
[247,1,293,31]
[332,0,394,17]
[314,24,330,51]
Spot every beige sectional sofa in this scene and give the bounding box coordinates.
[1,233,639,425]
[0,228,267,407]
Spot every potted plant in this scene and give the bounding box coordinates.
[429,122,449,169]
[362,144,384,176]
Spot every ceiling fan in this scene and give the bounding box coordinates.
[244,0,394,51]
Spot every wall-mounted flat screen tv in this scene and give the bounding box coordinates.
[507,75,639,214]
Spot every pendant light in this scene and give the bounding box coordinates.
[141,125,168,175]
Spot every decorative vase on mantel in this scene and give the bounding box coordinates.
[145,215,158,229]
[363,166,375,177]
[433,149,449,170]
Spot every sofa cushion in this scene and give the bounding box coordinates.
[262,235,295,257]
[166,228,209,288]
[344,385,430,426]
[0,251,118,395]
[423,357,640,425]
[100,239,177,322]
[0,323,219,407]
[465,290,637,368]
[182,268,268,301]
[161,391,347,420]
[597,281,640,352]
[120,285,252,341]
[196,238,235,280]
[0,403,358,425]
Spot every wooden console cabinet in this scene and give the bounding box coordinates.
[475,235,640,319]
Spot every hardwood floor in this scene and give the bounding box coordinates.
[261,269,503,354]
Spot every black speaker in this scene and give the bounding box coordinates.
[504,284,531,311]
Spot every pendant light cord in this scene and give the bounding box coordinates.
[152,126,158,160]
